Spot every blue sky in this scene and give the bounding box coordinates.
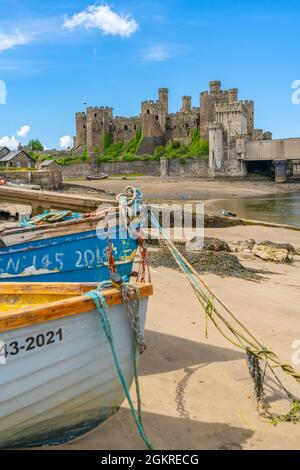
[0,0,299,149]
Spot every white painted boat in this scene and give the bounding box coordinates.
[0,282,152,448]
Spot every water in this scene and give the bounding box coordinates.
[213,192,300,227]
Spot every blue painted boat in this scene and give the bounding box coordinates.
[0,216,138,283]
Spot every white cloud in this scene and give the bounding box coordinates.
[17,125,30,137]
[0,136,19,150]
[0,124,30,150]
[0,80,7,104]
[141,45,174,62]
[60,135,73,149]
[64,4,138,38]
[0,30,31,53]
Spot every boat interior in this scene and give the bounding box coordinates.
[0,283,153,333]
[0,283,97,313]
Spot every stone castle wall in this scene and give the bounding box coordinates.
[72,81,275,179]
[1,170,62,189]
[75,81,270,157]
[60,158,210,179]
[60,163,92,180]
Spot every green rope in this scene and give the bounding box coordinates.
[150,212,300,422]
[86,288,154,450]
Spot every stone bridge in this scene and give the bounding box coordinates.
[245,138,300,162]
[243,138,300,182]
[209,124,300,182]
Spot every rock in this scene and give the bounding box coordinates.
[187,236,231,253]
[257,240,295,254]
[204,215,245,228]
[148,247,262,280]
[240,239,256,252]
[252,244,292,263]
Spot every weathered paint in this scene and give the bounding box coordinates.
[0,293,74,312]
[0,294,149,448]
[0,225,138,282]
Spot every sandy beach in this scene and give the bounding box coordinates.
[1,178,300,450]
[49,221,300,450]
[66,176,300,203]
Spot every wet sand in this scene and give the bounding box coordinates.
[66,176,300,203]
[52,223,300,450]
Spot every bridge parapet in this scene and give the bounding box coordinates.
[245,138,300,161]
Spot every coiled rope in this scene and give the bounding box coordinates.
[86,281,154,449]
[150,212,300,422]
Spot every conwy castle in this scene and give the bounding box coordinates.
[74,81,300,181]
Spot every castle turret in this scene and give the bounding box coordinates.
[209,123,224,174]
[158,88,169,114]
[158,88,169,130]
[181,96,192,113]
[86,106,113,153]
[75,112,87,152]
[209,80,221,95]
[228,88,238,103]
[139,90,165,155]
[244,100,254,138]
[215,102,248,137]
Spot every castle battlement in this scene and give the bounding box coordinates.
[215,102,247,113]
[74,81,264,155]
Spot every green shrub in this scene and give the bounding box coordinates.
[154,146,167,158]
[93,146,100,156]
[28,139,44,151]
[124,129,142,155]
[95,129,209,163]
[57,151,91,165]
[102,133,111,152]
[189,130,209,157]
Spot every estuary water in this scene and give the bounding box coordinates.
[213,192,300,227]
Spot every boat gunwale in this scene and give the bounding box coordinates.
[0,283,153,333]
[0,208,119,238]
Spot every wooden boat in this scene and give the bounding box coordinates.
[0,209,139,282]
[0,282,153,448]
[6,182,41,191]
[86,174,108,181]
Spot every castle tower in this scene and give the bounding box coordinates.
[200,81,242,139]
[158,88,169,130]
[244,100,254,138]
[208,123,224,174]
[75,112,87,152]
[138,90,165,155]
[228,88,238,103]
[181,96,192,113]
[215,102,248,137]
[86,107,113,153]
[158,88,169,114]
[209,80,221,95]
[200,80,227,139]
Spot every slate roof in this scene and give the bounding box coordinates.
[40,159,57,167]
[0,149,34,162]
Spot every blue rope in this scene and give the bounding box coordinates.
[86,283,154,450]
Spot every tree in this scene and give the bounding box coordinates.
[28,139,44,151]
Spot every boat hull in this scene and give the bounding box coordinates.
[0,224,137,282]
[0,296,148,448]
